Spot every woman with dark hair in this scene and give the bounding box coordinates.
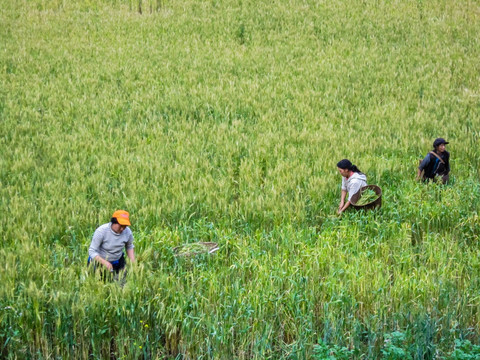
[337,159,367,214]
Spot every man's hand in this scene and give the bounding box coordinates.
[95,256,113,271]
[104,260,113,271]
[416,169,423,181]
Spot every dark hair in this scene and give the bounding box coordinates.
[110,217,119,224]
[337,159,362,173]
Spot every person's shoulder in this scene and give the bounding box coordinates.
[95,223,110,232]
[351,172,367,181]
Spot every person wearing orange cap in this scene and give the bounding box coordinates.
[88,210,135,275]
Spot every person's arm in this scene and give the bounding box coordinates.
[125,230,135,263]
[338,177,347,212]
[126,248,135,263]
[416,168,423,180]
[89,227,113,271]
[417,154,430,180]
[338,190,347,214]
[338,200,351,214]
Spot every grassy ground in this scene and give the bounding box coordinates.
[1,0,479,358]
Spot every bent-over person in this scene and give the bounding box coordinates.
[417,138,450,184]
[337,159,367,214]
[88,210,135,278]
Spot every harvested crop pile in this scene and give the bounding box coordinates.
[355,188,379,206]
[175,243,209,256]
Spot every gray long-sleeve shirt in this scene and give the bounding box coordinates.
[88,223,134,262]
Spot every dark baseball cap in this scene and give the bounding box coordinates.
[433,138,449,147]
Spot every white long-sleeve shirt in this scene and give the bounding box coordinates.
[341,172,367,201]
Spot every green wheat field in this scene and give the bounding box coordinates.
[1,0,479,358]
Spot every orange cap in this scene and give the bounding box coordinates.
[112,210,131,226]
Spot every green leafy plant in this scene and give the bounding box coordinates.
[447,339,480,360]
[313,340,354,360]
[381,332,412,360]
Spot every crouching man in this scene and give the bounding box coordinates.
[88,210,135,279]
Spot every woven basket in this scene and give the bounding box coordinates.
[173,242,219,257]
[350,185,382,210]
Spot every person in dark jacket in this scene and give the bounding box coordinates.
[417,138,450,184]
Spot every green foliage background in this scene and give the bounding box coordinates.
[0,0,479,358]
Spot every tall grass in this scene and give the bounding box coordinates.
[1,0,479,358]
